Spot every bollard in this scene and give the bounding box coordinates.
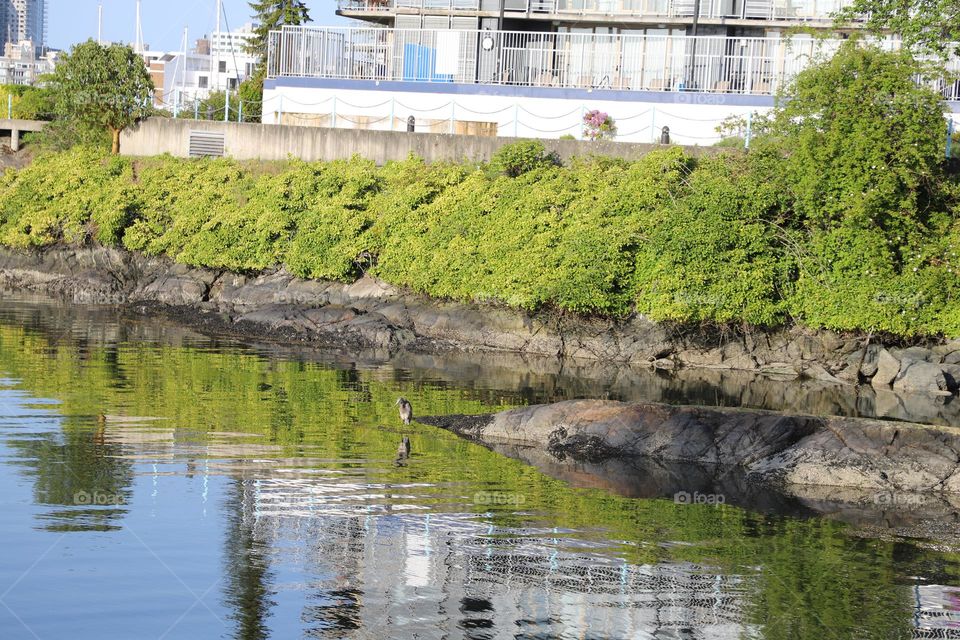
[406,115,415,132]
[660,125,670,145]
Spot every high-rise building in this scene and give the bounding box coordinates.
[0,0,47,57]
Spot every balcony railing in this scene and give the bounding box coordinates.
[337,0,854,21]
[267,26,960,101]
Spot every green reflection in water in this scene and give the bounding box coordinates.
[0,319,956,639]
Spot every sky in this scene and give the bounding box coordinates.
[47,0,348,52]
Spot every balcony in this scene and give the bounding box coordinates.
[337,0,855,22]
[267,27,960,101]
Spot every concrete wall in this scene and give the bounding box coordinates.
[262,78,771,146]
[120,117,722,164]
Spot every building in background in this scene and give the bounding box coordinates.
[260,1,960,143]
[145,23,259,111]
[0,0,47,57]
[0,38,54,85]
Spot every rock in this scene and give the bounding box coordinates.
[942,364,960,394]
[872,349,900,388]
[891,346,941,364]
[800,362,844,384]
[933,341,960,359]
[860,344,882,377]
[893,361,953,396]
[429,399,960,495]
[946,351,960,366]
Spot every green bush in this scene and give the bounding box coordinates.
[0,43,957,339]
[488,140,560,177]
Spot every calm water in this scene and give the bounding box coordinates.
[1,294,960,640]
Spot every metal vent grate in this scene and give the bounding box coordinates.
[188,130,226,158]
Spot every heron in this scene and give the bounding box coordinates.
[397,436,411,459]
[395,397,413,425]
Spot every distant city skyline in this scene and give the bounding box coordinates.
[46,0,345,52]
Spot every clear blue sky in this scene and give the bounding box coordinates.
[47,1,347,52]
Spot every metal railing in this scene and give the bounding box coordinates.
[267,26,960,100]
[337,0,853,20]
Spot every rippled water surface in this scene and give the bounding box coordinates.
[2,294,960,640]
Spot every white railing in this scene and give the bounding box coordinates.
[267,26,960,100]
[337,0,854,20]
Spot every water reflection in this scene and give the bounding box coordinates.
[1,294,960,639]
[1,291,958,427]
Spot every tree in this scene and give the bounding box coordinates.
[755,41,947,231]
[46,40,153,154]
[246,0,311,71]
[834,0,960,59]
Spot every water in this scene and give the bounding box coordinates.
[1,294,960,640]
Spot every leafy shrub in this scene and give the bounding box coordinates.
[0,41,957,341]
[0,146,135,247]
[488,140,559,177]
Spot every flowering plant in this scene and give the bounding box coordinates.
[582,110,617,140]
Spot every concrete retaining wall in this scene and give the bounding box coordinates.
[120,118,720,164]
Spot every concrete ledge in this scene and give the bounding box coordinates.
[120,117,724,164]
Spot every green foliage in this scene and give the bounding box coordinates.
[760,42,946,232]
[245,0,311,75]
[634,152,793,326]
[0,44,956,337]
[0,84,53,120]
[194,77,263,123]
[0,147,135,247]
[834,0,960,59]
[45,40,154,153]
[488,140,560,177]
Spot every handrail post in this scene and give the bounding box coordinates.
[948,117,955,160]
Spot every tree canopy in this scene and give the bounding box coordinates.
[46,40,153,153]
[245,0,312,68]
[834,0,960,59]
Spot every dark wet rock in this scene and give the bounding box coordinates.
[0,246,956,401]
[429,399,960,496]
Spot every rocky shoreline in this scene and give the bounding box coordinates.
[0,246,958,399]
[419,399,960,536]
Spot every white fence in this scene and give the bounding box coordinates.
[338,0,852,21]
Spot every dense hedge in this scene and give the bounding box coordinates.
[1,41,958,338]
[0,142,957,337]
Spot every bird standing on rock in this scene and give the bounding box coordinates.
[395,397,413,425]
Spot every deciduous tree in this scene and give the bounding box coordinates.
[46,40,153,153]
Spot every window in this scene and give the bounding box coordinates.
[218,60,227,73]
[198,76,208,89]
[228,78,238,89]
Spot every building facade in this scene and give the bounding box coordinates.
[145,23,259,111]
[0,0,46,57]
[0,38,53,86]
[261,1,959,143]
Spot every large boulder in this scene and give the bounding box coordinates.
[892,361,953,396]
[871,349,901,388]
[424,399,960,494]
